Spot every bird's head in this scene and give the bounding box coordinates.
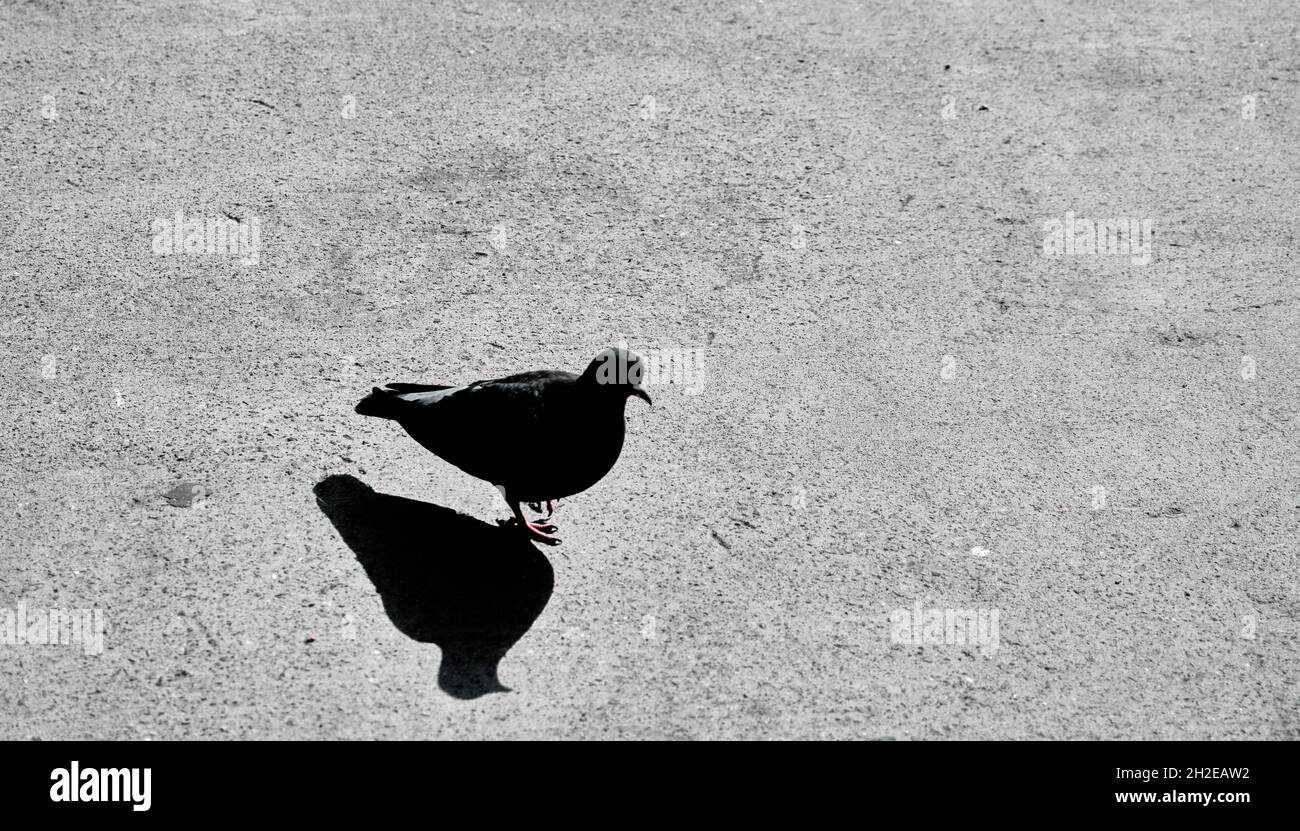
[580,346,652,406]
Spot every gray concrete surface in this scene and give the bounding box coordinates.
[1,0,1297,739]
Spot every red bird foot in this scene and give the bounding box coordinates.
[516,519,560,546]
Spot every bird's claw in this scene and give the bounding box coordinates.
[523,521,561,546]
[502,516,561,545]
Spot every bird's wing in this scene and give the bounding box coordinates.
[390,370,579,485]
[384,382,454,392]
[389,371,572,412]
[388,383,467,406]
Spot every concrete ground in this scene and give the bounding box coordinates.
[1,0,1297,739]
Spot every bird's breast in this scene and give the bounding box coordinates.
[512,417,625,501]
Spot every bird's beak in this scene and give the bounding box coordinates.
[633,387,652,406]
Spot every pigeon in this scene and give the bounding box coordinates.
[355,346,651,545]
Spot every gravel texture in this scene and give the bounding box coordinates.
[1,0,1297,739]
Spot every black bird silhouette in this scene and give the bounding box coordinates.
[355,346,651,545]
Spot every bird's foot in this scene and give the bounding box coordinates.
[507,497,560,545]
[520,520,561,546]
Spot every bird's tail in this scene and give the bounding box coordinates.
[355,386,406,420]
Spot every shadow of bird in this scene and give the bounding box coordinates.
[313,474,553,699]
